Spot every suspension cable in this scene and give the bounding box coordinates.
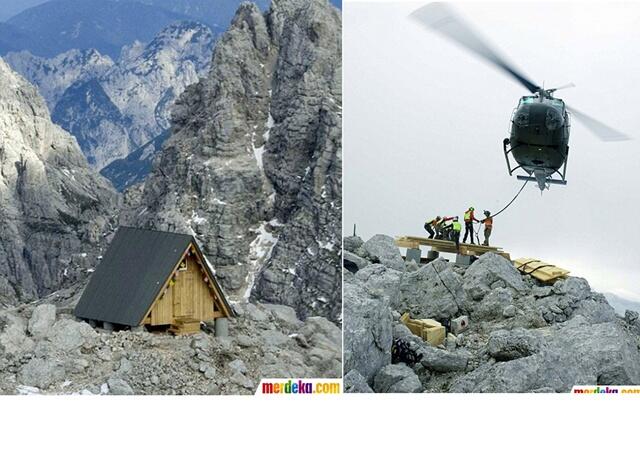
[491,179,529,218]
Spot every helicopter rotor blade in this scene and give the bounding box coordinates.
[546,82,575,93]
[567,106,630,141]
[410,2,540,93]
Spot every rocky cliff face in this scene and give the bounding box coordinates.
[130,0,342,322]
[344,235,640,393]
[0,58,119,306]
[6,20,215,175]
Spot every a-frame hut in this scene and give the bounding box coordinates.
[74,227,233,335]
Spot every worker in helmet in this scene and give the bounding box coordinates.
[440,216,455,241]
[423,216,441,239]
[480,210,493,246]
[451,216,462,250]
[462,206,479,244]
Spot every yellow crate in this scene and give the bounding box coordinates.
[401,314,446,346]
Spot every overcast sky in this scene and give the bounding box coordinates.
[344,1,640,300]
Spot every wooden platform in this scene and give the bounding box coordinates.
[513,258,570,283]
[395,235,510,260]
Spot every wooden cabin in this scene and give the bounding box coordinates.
[74,227,234,335]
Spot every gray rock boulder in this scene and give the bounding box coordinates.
[107,377,135,395]
[420,345,469,373]
[394,259,463,319]
[451,319,640,392]
[463,253,526,301]
[362,235,405,271]
[265,304,303,329]
[343,236,364,254]
[468,287,513,321]
[28,304,57,338]
[228,359,248,375]
[19,357,65,389]
[487,328,542,361]
[0,314,35,356]
[355,264,402,303]
[343,281,392,384]
[49,319,98,352]
[373,363,423,393]
[559,277,591,300]
[343,251,369,273]
[344,369,374,393]
[261,330,290,348]
[571,295,617,325]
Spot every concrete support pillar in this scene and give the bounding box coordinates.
[455,254,474,266]
[406,248,422,264]
[215,318,229,338]
[103,321,114,332]
[426,250,440,261]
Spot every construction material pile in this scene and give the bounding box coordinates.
[343,234,640,393]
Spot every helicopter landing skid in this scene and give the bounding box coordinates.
[516,175,567,185]
[503,139,569,191]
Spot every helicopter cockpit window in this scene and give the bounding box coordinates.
[514,109,529,126]
[550,99,565,112]
[546,108,563,130]
[519,96,536,105]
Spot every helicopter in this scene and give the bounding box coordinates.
[410,3,630,191]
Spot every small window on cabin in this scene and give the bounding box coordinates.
[179,260,188,271]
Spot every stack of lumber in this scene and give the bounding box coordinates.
[513,258,570,283]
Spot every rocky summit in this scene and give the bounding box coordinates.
[0,58,119,306]
[130,0,342,322]
[343,234,640,393]
[0,292,341,395]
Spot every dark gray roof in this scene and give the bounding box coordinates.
[74,226,230,326]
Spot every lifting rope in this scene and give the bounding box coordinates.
[490,178,530,219]
[472,178,529,243]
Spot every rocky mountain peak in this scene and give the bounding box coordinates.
[344,235,640,393]
[129,0,342,322]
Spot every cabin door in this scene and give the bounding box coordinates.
[173,260,195,319]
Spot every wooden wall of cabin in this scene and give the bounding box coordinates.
[146,255,218,326]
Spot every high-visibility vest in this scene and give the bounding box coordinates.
[453,221,462,232]
[464,210,471,222]
[483,217,493,227]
